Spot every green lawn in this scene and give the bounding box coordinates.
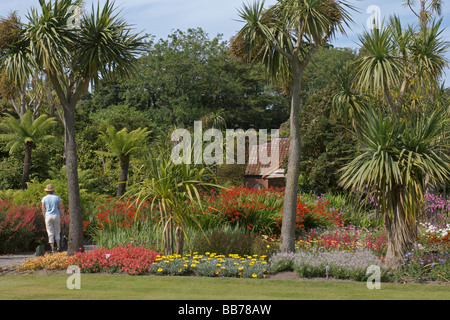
[0,273,448,300]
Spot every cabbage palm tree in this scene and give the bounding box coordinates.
[403,0,443,28]
[354,15,448,118]
[354,22,404,116]
[99,126,150,197]
[132,144,216,256]
[332,64,365,133]
[0,110,56,189]
[339,108,449,268]
[231,0,354,252]
[1,0,145,255]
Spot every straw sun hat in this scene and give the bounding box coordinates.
[44,184,56,192]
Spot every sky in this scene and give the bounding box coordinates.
[2,0,450,85]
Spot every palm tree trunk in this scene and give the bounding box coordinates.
[280,62,303,253]
[117,154,130,198]
[64,104,84,255]
[159,200,173,256]
[20,142,33,189]
[384,197,417,268]
[175,226,184,255]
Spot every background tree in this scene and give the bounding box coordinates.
[0,12,46,119]
[86,28,289,131]
[403,0,444,28]
[232,0,354,252]
[0,0,145,255]
[99,125,150,197]
[0,110,56,189]
[353,16,448,119]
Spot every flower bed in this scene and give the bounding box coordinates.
[150,252,269,278]
[401,248,450,282]
[68,245,160,275]
[296,225,388,256]
[17,252,71,272]
[197,187,344,237]
[270,249,391,281]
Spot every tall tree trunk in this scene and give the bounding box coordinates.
[117,154,130,198]
[280,62,303,253]
[384,197,417,268]
[64,104,84,255]
[20,142,33,189]
[159,200,173,256]
[175,226,184,256]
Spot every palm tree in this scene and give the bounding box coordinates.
[231,0,354,252]
[354,15,448,118]
[1,0,145,255]
[339,108,449,268]
[403,0,443,28]
[0,110,56,189]
[353,22,404,116]
[132,143,216,256]
[0,12,45,119]
[332,64,365,133]
[99,126,150,197]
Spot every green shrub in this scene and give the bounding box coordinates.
[189,225,269,257]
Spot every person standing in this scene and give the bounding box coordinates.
[41,184,64,253]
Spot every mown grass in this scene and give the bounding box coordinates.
[0,273,448,300]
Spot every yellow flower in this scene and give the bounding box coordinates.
[252,273,257,278]
[191,264,196,267]
[157,268,163,272]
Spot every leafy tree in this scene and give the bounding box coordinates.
[232,0,354,253]
[0,110,56,189]
[0,0,145,255]
[88,104,155,132]
[299,86,357,193]
[99,126,151,197]
[87,28,289,131]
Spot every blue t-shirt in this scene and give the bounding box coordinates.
[42,194,62,215]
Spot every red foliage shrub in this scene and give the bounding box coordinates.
[0,199,46,254]
[68,245,161,275]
